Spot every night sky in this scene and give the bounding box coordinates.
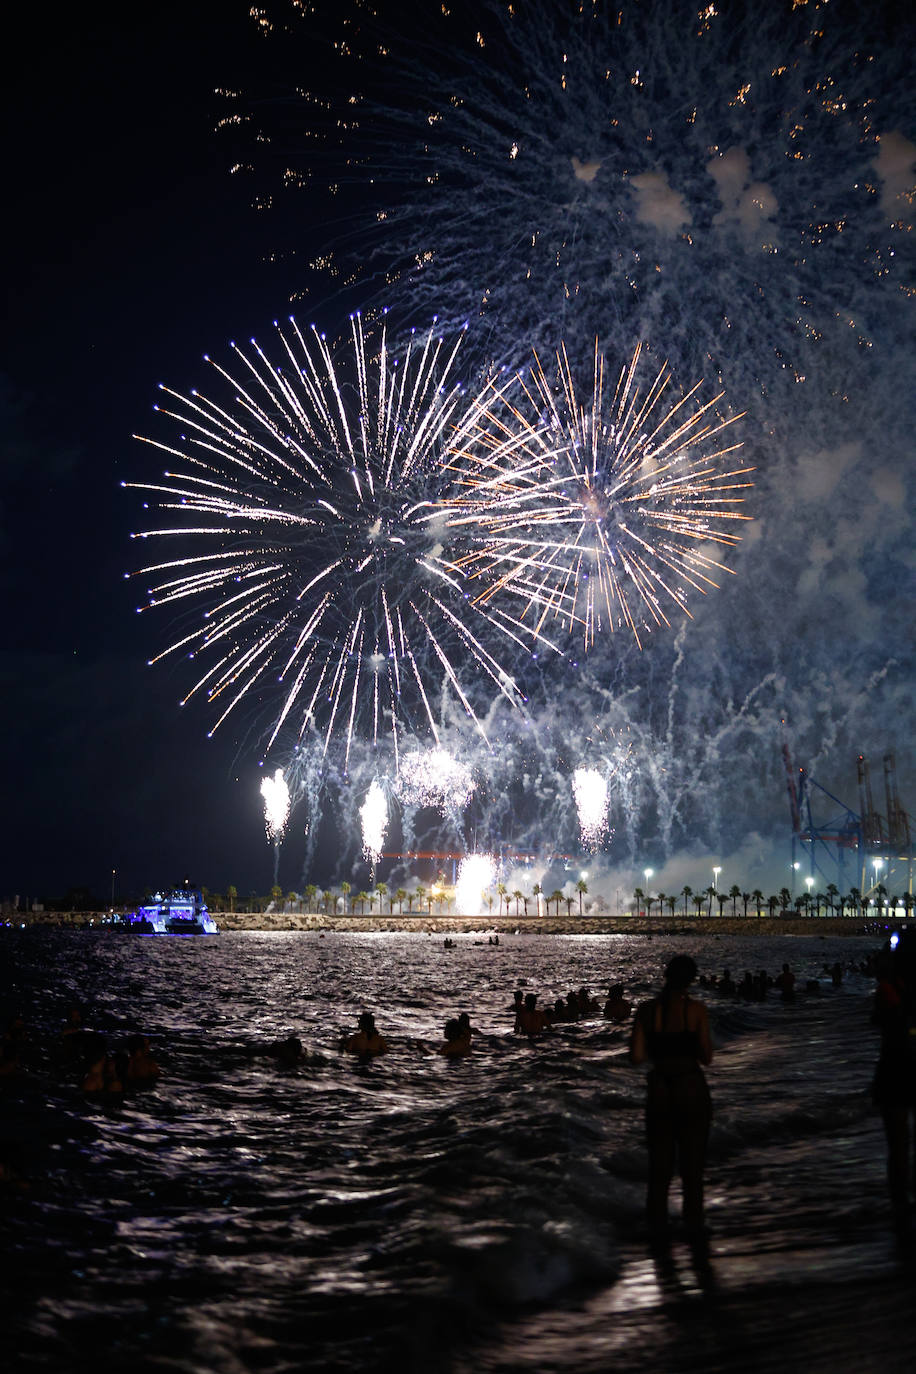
[2,2,305,905]
[3,1,914,910]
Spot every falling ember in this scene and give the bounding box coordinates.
[454,853,496,917]
[572,766,610,851]
[260,767,291,843]
[360,779,388,867]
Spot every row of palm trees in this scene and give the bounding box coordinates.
[249,878,592,918]
[633,882,914,920]
[208,878,911,919]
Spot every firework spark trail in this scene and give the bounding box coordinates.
[451,342,752,647]
[125,316,561,771]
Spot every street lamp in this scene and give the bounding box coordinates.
[712,866,721,892]
[805,876,814,892]
[111,869,116,908]
[873,857,884,891]
[643,867,653,889]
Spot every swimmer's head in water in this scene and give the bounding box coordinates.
[664,955,698,990]
[358,1012,376,1033]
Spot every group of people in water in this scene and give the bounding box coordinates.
[5,938,915,1247]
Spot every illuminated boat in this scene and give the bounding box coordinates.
[124,886,219,935]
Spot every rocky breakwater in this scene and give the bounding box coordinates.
[215,912,875,937]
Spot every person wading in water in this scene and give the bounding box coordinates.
[630,955,713,1242]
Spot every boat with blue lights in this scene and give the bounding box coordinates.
[121,885,219,935]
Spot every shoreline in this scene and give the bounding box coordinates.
[10,911,891,937]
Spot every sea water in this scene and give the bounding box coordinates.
[3,928,916,1373]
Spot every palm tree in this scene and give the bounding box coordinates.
[270,884,283,908]
[768,893,780,917]
[657,892,667,920]
[741,891,750,919]
[705,885,716,916]
[902,893,914,922]
[304,883,317,912]
[497,882,508,917]
[667,894,677,919]
[752,889,764,918]
[576,878,588,915]
[550,889,564,917]
[633,886,645,916]
[376,881,388,914]
[681,885,693,917]
[323,890,334,914]
[532,882,542,915]
[413,885,425,914]
[286,891,299,911]
[341,880,351,914]
[565,895,575,917]
[693,893,705,920]
[826,883,839,916]
[729,884,741,917]
[227,884,237,913]
[395,887,407,914]
[513,889,523,917]
[716,893,728,919]
[848,887,862,917]
[778,887,791,913]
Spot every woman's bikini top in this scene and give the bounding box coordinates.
[646,996,703,1064]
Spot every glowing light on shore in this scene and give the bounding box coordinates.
[455,853,496,917]
[360,779,388,867]
[572,766,610,851]
[260,767,291,842]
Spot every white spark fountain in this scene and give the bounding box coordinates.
[572,767,610,851]
[454,853,497,918]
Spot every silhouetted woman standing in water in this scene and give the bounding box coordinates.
[630,955,713,1240]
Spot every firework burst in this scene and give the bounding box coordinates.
[125,315,543,770]
[233,0,910,408]
[452,342,752,648]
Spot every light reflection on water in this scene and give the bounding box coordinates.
[3,929,915,1373]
